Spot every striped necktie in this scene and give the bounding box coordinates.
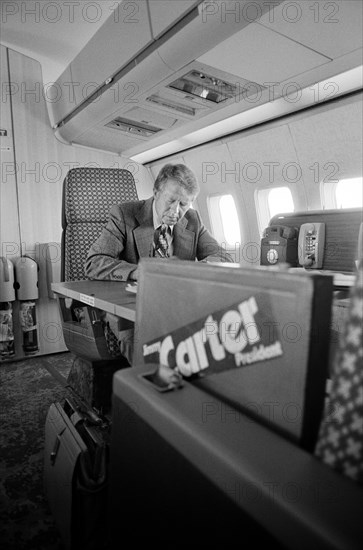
[153,224,170,258]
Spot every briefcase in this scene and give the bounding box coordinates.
[44,398,110,550]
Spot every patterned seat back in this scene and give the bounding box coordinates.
[61,167,138,281]
[314,258,363,484]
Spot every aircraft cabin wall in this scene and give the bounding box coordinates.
[147,91,362,266]
[1,42,362,361]
[0,45,153,361]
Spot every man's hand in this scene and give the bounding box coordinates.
[153,364,183,390]
[129,266,139,281]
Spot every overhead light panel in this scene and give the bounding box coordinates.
[105,116,161,138]
[168,70,240,103]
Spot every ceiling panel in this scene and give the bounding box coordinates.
[257,0,363,59]
[0,1,123,83]
[148,0,202,38]
[198,22,331,84]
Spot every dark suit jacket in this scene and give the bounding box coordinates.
[85,197,233,281]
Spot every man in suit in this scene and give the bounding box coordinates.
[85,163,233,281]
[84,163,234,364]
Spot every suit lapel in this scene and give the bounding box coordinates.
[133,198,155,258]
[173,218,195,260]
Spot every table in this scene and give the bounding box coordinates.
[51,280,136,322]
[51,280,137,406]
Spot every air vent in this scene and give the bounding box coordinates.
[105,116,161,137]
[168,70,240,103]
[146,95,196,116]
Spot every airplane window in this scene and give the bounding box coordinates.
[336,178,362,208]
[256,186,295,235]
[321,177,363,209]
[219,195,241,245]
[208,194,241,246]
[268,187,294,219]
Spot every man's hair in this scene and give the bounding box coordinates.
[154,164,200,196]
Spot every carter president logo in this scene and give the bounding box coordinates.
[142,294,283,377]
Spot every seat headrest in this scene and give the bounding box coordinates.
[62,167,138,227]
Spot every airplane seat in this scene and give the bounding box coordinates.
[315,256,363,484]
[58,166,138,411]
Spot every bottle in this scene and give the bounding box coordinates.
[0,302,15,358]
[19,301,39,354]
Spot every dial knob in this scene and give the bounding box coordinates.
[267,249,278,264]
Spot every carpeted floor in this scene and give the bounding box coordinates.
[0,352,74,550]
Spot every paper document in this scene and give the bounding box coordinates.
[125,283,138,294]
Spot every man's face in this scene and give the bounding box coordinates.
[154,178,194,226]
